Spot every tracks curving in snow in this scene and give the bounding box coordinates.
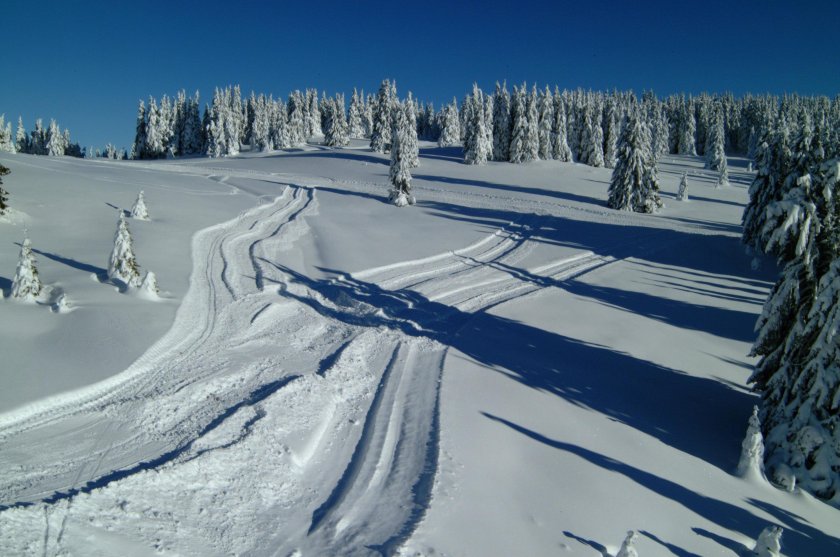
[0,167,667,555]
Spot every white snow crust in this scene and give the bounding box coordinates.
[0,145,837,556]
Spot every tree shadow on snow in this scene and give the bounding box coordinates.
[266,150,389,167]
[485,414,840,556]
[25,245,107,276]
[418,145,464,163]
[419,199,777,281]
[269,261,753,472]
[414,173,604,207]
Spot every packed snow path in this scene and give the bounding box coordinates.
[0,173,649,555]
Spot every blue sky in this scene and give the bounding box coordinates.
[2,0,838,150]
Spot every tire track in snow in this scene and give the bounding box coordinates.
[0,163,681,555]
[0,186,317,507]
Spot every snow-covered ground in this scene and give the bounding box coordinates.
[0,143,837,556]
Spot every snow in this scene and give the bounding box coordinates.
[0,144,838,556]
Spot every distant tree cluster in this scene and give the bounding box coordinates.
[739,94,840,501]
[0,114,83,157]
[132,90,204,159]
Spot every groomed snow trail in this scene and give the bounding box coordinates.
[1,165,681,555]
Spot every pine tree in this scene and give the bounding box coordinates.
[551,90,572,162]
[607,114,662,213]
[508,86,528,164]
[388,104,415,207]
[131,190,150,220]
[15,116,28,153]
[524,85,540,162]
[46,120,64,156]
[271,99,291,149]
[145,98,164,159]
[616,531,638,557]
[492,82,511,161]
[742,131,779,253]
[438,99,460,147]
[678,100,698,155]
[0,115,14,153]
[676,172,689,201]
[370,79,393,153]
[537,87,554,160]
[0,163,10,215]
[464,85,490,165]
[602,99,619,167]
[736,406,767,480]
[108,213,142,288]
[141,271,160,297]
[133,99,147,159]
[750,158,840,500]
[753,526,783,557]
[579,106,605,167]
[11,235,43,301]
[348,88,365,139]
[705,106,726,170]
[716,158,729,187]
[404,93,420,168]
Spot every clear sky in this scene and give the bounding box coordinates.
[2,0,838,150]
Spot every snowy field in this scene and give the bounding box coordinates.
[0,143,838,556]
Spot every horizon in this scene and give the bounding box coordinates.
[3,0,838,150]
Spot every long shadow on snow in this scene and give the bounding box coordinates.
[272,263,755,471]
[26,245,107,276]
[486,414,840,556]
[414,173,604,207]
[264,150,389,167]
[419,198,778,282]
[0,376,300,511]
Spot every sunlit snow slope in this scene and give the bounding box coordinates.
[1,143,838,556]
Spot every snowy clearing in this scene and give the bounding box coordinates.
[0,143,838,556]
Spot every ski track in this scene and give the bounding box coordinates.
[0,161,688,555]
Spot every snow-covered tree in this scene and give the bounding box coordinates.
[607,114,662,213]
[404,93,420,168]
[742,132,779,254]
[388,104,415,207]
[438,98,460,148]
[305,88,322,138]
[537,87,554,160]
[463,85,490,165]
[579,107,605,167]
[705,107,726,171]
[15,116,28,153]
[46,120,64,156]
[11,235,43,301]
[678,100,698,155]
[131,190,150,220]
[348,88,365,139]
[0,115,14,153]
[492,82,511,161]
[0,164,9,216]
[616,531,638,557]
[551,90,572,162]
[750,158,840,501]
[141,271,160,298]
[676,172,689,201]
[525,85,540,162]
[717,158,729,188]
[602,99,620,167]
[108,213,142,288]
[322,94,350,148]
[736,406,767,480]
[370,79,393,153]
[509,86,529,164]
[753,526,783,557]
